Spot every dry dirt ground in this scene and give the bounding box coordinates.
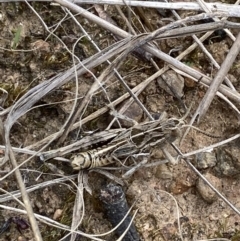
[0,2,240,241]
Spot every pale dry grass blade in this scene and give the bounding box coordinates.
[196,0,235,41]
[40,129,124,161]
[4,80,45,240]
[69,171,85,241]
[67,0,240,17]
[145,42,240,103]
[1,0,240,19]
[194,32,240,123]
[170,7,236,91]
[166,1,240,144]
[196,239,230,241]
[54,0,240,104]
[57,37,133,144]
[4,147,43,241]
[91,169,125,185]
[181,133,240,158]
[157,189,184,241]
[0,204,105,240]
[0,175,78,203]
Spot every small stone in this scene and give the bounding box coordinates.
[169,180,190,194]
[169,175,195,195]
[18,236,26,241]
[214,148,240,177]
[53,209,63,220]
[157,70,184,98]
[194,152,217,169]
[209,213,219,221]
[196,173,221,203]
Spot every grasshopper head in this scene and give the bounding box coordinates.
[71,154,91,170]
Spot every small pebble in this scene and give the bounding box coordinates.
[18,237,26,241]
[53,209,63,220]
[215,148,240,177]
[195,152,217,169]
[157,70,184,98]
[196,173,221,203]
[209,213,219,221]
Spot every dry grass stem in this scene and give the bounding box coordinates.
[0,175,78,203]
[69,171,85,241]
[63,0,240,17]
[195,32,240,122]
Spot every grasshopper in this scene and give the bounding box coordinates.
[71,115,182,170]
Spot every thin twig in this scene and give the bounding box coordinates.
[195,32,240,123]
